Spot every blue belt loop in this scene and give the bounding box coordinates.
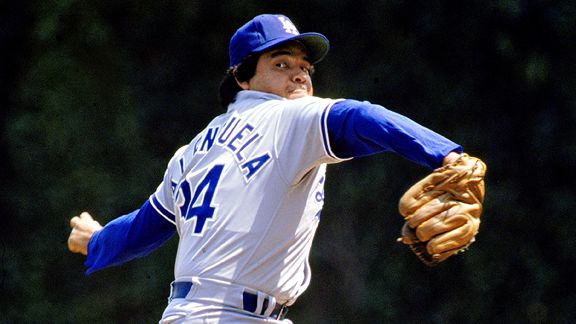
[275,304,289,320]
[168,281,289,320]
[168,281,193,303]
[242,291,258,313]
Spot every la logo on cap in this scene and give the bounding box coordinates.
[278,16,299,35]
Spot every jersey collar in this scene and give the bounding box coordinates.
[228,90,286,112]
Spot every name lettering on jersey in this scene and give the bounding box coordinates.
[227,124,261,161]
[193,127,220,155]
[314,175,325,219]
[217,116,241,145]
[201,127,219,152]
[240,152,271,182]
[188,114,272,183]
[315,176,325,203]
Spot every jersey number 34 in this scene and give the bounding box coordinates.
[177,164,224,235]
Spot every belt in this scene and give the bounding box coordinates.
[169,281,289,320]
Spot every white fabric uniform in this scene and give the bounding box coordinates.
[151,90,346,321]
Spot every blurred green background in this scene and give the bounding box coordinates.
[1,0,575,323]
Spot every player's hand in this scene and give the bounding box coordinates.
[398,153,486,266]
[68,212,103,255]
[441,151,461,166]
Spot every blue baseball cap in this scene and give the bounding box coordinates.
[229,14,330,68]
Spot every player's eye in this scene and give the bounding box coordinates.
[276,62,288,69]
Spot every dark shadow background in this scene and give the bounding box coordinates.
[1,0,574,323]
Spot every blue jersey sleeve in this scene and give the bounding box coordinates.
[327,99,462,169]
[85,199,176,274]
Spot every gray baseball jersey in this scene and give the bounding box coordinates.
[151,90,346,305]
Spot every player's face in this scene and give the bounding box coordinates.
[238,42,313,99]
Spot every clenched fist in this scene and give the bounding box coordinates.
[68,212,103,255]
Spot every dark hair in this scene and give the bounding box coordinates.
[218,54,260,109]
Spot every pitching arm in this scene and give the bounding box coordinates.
[69,199,176,274]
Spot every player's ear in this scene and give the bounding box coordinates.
[235,78,250,90]
[233,70,250,90]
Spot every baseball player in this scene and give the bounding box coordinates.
[68,14,486,323]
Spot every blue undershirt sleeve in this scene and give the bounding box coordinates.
[327,99,462,169]
[85,199,176,274]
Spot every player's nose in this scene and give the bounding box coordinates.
[291,68,309,84]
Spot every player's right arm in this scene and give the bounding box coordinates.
[326,99,462,169]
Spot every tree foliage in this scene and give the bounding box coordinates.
[1,0,575,323]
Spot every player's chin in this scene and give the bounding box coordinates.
[287,89,311,99]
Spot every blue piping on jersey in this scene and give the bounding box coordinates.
[151,194,176,224]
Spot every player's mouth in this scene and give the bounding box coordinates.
[287,87,309,98]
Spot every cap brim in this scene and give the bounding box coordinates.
[251,32,330,65]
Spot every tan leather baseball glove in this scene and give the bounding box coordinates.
[397,153,487,266]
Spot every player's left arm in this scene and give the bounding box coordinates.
[326,99,462,169]
[68,199,176,274]
[68,212,103,255]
